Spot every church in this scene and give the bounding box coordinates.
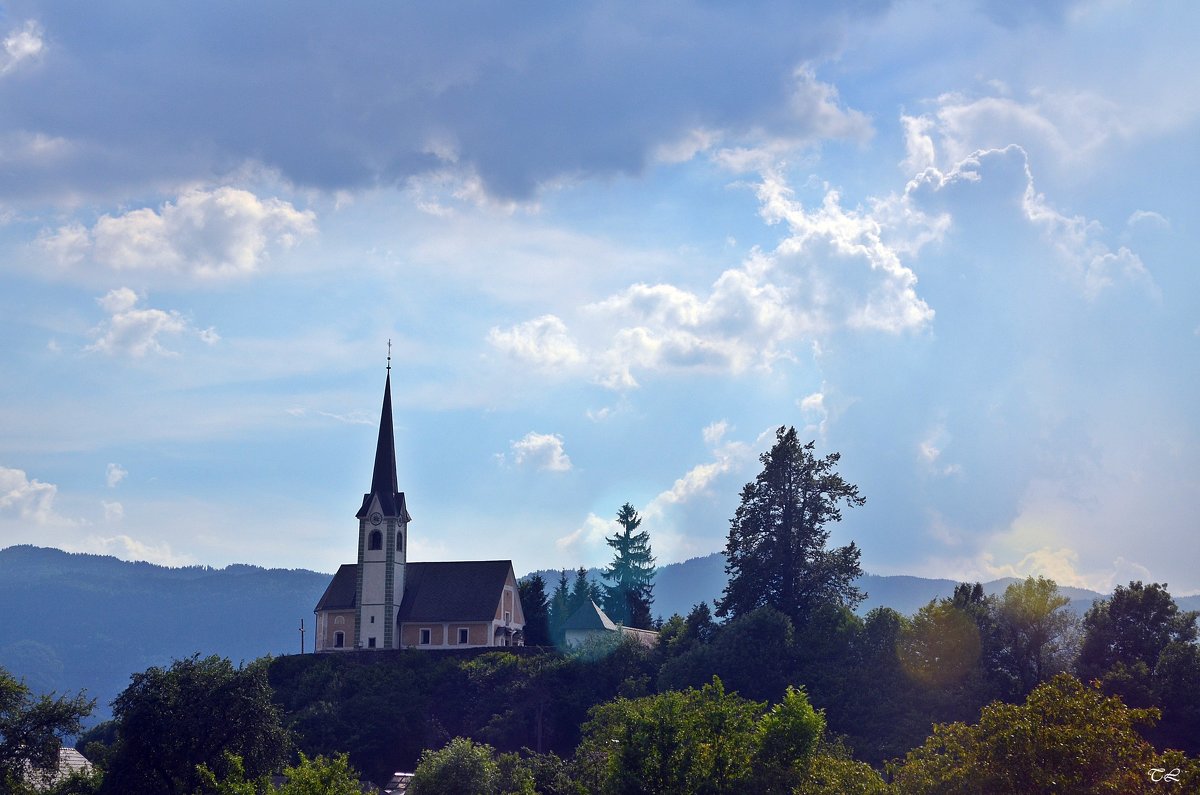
[313,365,525,652]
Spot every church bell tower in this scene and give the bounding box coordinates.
[353,355,410,649]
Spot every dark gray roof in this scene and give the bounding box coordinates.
[562,600,618,631]
[398,561,514,622]
[314,564,357,611]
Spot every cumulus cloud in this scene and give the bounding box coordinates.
[0,466,68,525]
[510,432,572,472]
[105,463,127,488]
[902,141,1154,298]
[73,534,192,567]
[87,288,215,358]
[40,187,315,280]
[487,315,584,369]
[1,20,43,76]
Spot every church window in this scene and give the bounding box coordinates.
[368,637,376,648]
[419,628,431,645]
[334,631,344,648]
[458,627,469,644]
[368,530,382,550]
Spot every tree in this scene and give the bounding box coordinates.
[0,666,94,794]
[567,567,601,618]
[576,677,884,794]
[548,571,571,647]
[890,673,1200,793]
[996,577,1079,697]
[196,751,364,795]
[409,737,499,795]
[100,655,289,795]
[600,503,656,629]
[518,574,552,647]
[716,428,865,625]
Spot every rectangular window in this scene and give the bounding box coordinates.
[420,628,431,645]
[458,627,469,644]
[367,637,376,648]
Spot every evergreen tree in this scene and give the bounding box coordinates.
[547,571,570,647]
[568,567,601,617]
[716,427,865,625]
[600,502,656,629]
[518,574,552,647]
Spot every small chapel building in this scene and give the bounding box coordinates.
[314,366,525,652]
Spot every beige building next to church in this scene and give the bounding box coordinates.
[314,364,525,651]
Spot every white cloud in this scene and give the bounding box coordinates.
[105,463,127,488]
[40,187,315,280]
[1,21,43,76]
[511,432,572,472]
[0,466,70,525]
[87,289,195,358]
[72,534,192,567]
[102,500,124,523]
[487,315,584,369]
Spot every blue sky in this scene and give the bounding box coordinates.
[1,1,1197,595]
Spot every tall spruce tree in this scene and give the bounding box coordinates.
[518,573,552,647]
[600,503,656,628]
[716,427,865,625]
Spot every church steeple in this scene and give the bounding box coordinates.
[356,360,411,522]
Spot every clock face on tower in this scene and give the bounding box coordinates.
[370,512,383,526]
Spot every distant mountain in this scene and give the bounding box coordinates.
[0,545,330,723]
[6,545,1197,728]
[528,553,1200,621]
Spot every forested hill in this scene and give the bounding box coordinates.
[5,544,1196,726]
[0,545,331,722]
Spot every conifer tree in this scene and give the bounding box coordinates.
[547,571,571,646]
[717,427,865,626]
[601,502,656,629]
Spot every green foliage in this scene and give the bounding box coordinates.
[751,686,825,793]
[517,574,552,647]
[717,428,865,625]
[410,737,499,795]
[196,751,363,795]
[100,654,289,795]
[600,503,656,629]
[577,676,876,795]
[0,665,94,793]
[890,673,1200,793]
[1079,581,1198,681]
[996,576,1079,697]
[659,606,797,703]
[577,677,762,794]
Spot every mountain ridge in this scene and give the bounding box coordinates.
[4,545,1196,726]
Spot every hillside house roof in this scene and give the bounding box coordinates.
[562,600,618,631]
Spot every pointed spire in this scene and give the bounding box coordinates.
[357,357,410,521]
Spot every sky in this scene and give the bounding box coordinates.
[0,0,1197,595]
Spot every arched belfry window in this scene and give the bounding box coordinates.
[368,530,382,551]
[397,532,403,552]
